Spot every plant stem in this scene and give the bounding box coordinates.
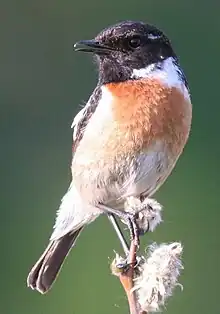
[119,239,139,314]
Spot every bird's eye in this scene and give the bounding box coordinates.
[128,36,141,49]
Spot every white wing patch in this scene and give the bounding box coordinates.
[71,87,101,142]
[71,107,86,141]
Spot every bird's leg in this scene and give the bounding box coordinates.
[107,214,129,256]
[130,215,140,247]
[98,204,140,247]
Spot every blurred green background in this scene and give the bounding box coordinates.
[1,0,219,313]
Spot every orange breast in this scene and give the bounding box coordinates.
[106,78,192,157]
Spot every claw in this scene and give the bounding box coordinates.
[111,253,144,277]
[111,253,130,276]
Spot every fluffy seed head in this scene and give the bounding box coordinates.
[133,242,183,312]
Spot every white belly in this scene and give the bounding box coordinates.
[72,139,175,207]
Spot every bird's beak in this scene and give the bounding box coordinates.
[74,40,113,54]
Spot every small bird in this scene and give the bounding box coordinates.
[27,20,192,294]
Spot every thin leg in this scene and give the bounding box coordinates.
[98,204,140,247]
[107,214,129,256]
[132,220,140,247]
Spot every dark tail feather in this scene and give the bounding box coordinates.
[27,228,83,294]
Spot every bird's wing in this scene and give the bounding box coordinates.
[71,86,102,153]
[50,182,101,240]
[50,86,102,241]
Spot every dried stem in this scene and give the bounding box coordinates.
[118,240,147,314]
[108,197,163,314]
[109,198,182,314]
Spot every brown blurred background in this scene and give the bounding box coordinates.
[1,0,219,313]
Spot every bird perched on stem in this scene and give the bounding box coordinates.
[27,20,192,294]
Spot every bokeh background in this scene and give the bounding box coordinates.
[1,0,219,313]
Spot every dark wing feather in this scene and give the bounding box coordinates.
[71,86,102,152]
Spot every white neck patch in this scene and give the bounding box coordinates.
[131,57,190,100]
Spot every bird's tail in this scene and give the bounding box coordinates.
[27,227,83,294]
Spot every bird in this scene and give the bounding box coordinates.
[27,20,192,294]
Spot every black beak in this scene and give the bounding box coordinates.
[74,40,113,54]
